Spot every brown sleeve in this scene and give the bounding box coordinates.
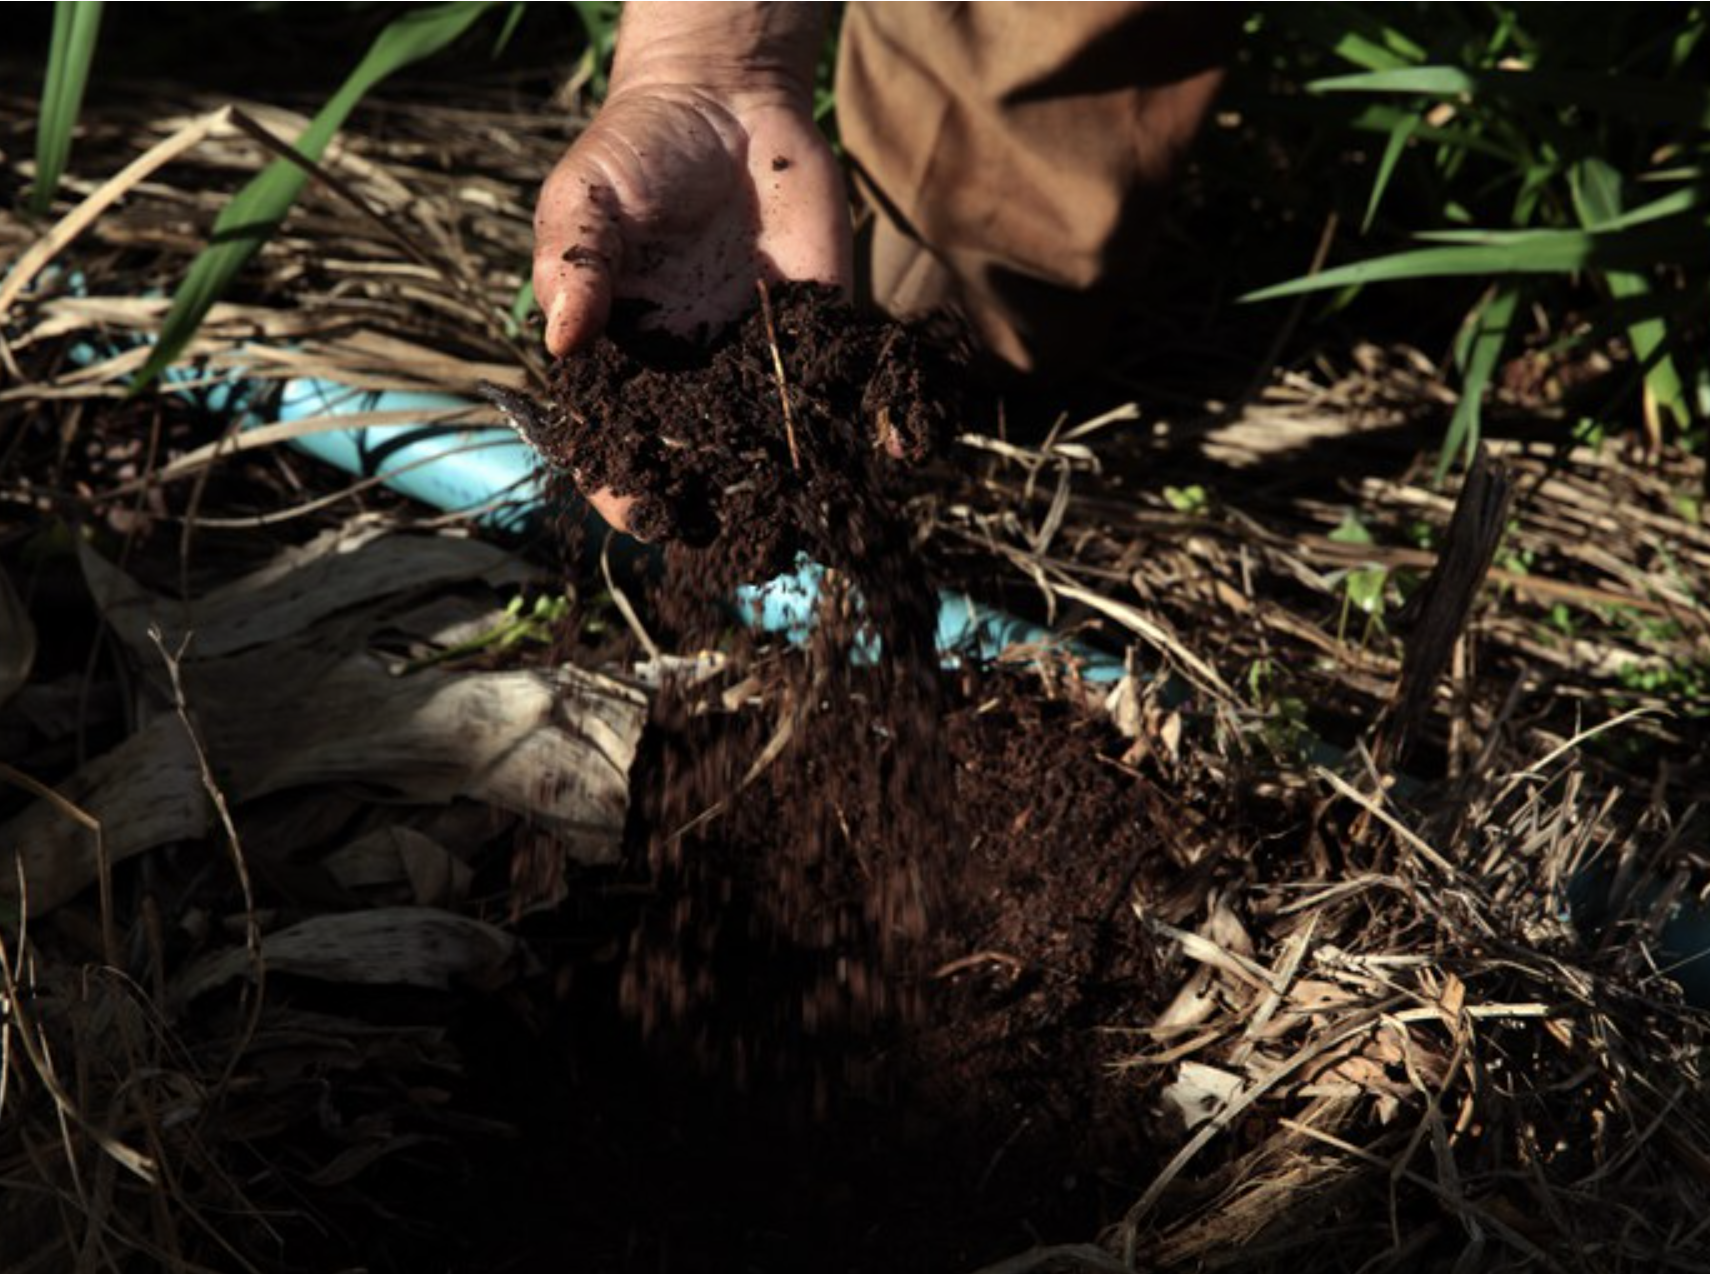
[839,2,1238,379]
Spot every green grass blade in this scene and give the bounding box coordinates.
[1415,185,1707,241]
[1309,66,1710,131]
[1571,158,1694,432]
[1668,16,1707,72]
[1438,284,1519,482]
[1341,103,1519,164]
[491,1,527,56]
[1361,111,1419,233]
[507,278,536,339]
[135,2,499,389]
[1609,269,1691,430]
[31,1,104,215]
[1269,4,1427,71]
[569,1,622,100]
[1569,156,1627,228]
[1241,211,1710,301]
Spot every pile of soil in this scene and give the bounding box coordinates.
[233,680,1187,1274]
[461,678,1185,1274]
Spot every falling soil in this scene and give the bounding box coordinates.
[467,287,1176,1271]
[452,678,1179,1274]
[524,282,971,1026]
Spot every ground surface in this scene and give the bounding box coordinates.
[3,49,1710,1274]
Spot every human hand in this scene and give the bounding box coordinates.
[532,4,851,534]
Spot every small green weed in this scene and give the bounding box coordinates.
[406,591,573,671]
[1245,658,1316,761]
[1615,656,1710,703]
[1327,508,1390,644]
[1162,484,1211,514]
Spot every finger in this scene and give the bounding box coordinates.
[749,125,854,299]
[533,160,626,358]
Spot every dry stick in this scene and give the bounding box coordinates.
[0,763,116,969]
[601,534,661,662]
[148,628,266,1102]
[1276,1117,1553,1266]
[755,278,801,471]
[1118,1005,1401,1266]
[182,437,534,530]
[968,1244,1126,1274]
[97,404,483,501]
[864,326,902,454]
[0,863,159,1187]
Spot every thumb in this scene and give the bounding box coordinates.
[533,161,625,358]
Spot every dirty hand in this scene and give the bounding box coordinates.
[533,4,850,533]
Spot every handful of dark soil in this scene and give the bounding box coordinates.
[488,282,962,585]
[497,284,970,1062]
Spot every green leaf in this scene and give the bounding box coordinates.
[1438,285,1520,481]
[1162,484,1209,514]
[1342,102,1519,163]
[569,1,622,99]
[1328,511,1387,629]
[491,1,527,56]
[31,1,104,215]
[1308,66,1710,131]
[1361,111,1420,233]
[1569,156,1626,228]
[1328,509,1376,547]
[1274,4,1427,71]
[1241,209,1709,302]
[1669,16,1708,72]
[507,278,536,339]
[1613,270,1692,429]
[1415,181,1708,241]
[134,2,499,390]
[1343,567,1389,617]
[1571,158,1693,431]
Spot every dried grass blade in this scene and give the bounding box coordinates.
[99,405,486,499]
[1050,580,1235,703]
[0,904,158,1186]
[1,107,235,319]
[1119,1009,1392,1260]
[1316,767,1459,876]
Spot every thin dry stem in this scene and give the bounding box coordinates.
[755,277,802,471]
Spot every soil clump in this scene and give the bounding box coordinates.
[534,281,961,580]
